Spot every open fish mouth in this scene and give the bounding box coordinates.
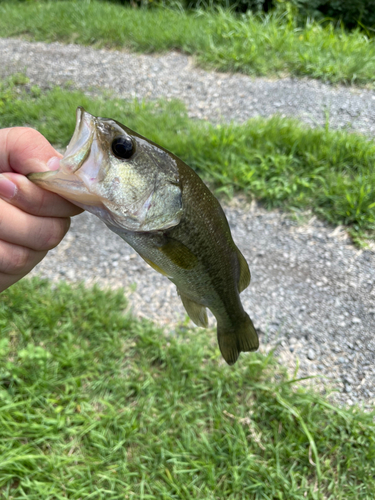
[62,106,95,173]
[28,107,101,205]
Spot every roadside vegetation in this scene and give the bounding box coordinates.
[1,76,374,242]
[1,2,374,498]
[1,278,374,499]
[1,0,375,85]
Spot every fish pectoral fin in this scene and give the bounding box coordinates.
[237,248,251,293]
[140,255,170,277]
[178,292,208,328]
[217,313,258,365]
[159,239,198,270]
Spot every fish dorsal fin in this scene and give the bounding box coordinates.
[178,291,209,328]
[237,248,251,293]
[159,239,198,270]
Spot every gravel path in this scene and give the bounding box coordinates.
[1,38,375,133]
[1,38,374,407]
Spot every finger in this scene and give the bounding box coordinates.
[0,198,71,252]
[0,239,47,293]
[0,127,62,175]
[0,239,47,276]
[0,172,83,217]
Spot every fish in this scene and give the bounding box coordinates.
[28,107,259,364]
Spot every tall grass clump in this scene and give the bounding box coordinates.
[201,8,375,84]
[8,0,375,29]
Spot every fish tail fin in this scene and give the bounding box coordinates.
[217,313,259,365]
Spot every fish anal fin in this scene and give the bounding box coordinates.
[141,256,170,277]
[217,313,258,365]
[178,292,208,328]
[159,239,198,270]
[237,248,251,293]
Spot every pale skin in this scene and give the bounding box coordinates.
[0,127,82,293]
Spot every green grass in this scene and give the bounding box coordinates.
[1,1,375,85]
[1,75,375,240]
[1,277,374,499]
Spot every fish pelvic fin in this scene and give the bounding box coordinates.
[178,292,209,328]
[217,313,259,365]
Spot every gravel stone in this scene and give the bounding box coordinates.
[0,38,374,407]
[307,349,316,361]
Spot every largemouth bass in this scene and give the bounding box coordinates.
[29,108,258,364]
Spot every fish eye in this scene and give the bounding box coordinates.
[112,136,134,160]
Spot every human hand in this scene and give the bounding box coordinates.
[0,127,82,293]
